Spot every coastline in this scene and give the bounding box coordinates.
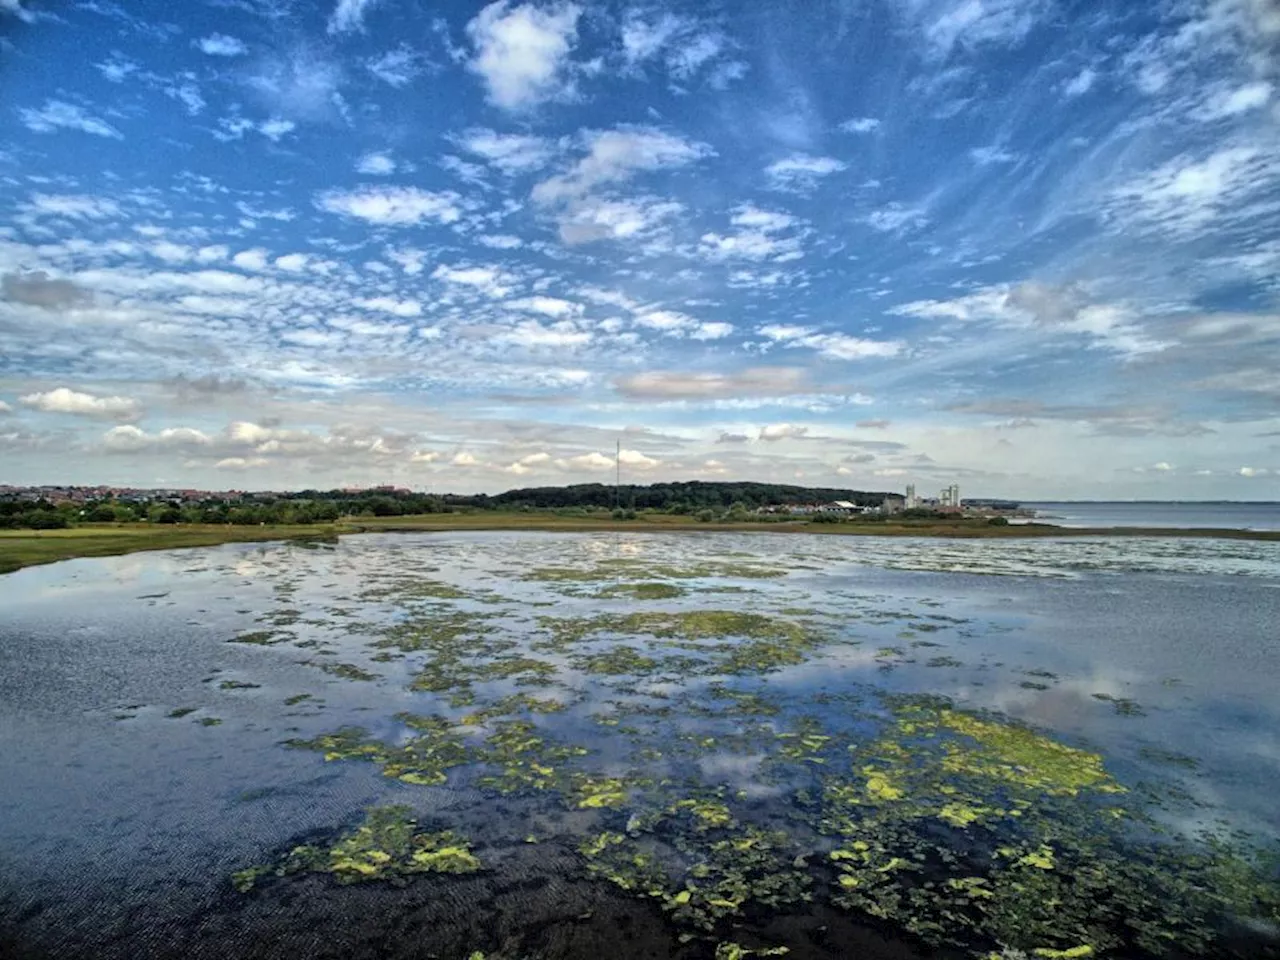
[3,514,1279,576]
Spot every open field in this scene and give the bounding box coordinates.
[3,513,1278,575]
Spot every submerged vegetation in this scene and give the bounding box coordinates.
[48,529,1274,958]
[232,805,480,892]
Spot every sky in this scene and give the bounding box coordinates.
[1,0,1278,499]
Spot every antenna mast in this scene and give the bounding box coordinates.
[615,439,620,509]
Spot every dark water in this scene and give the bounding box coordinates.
[1026,501,1280,531]
[0,532,1277,960]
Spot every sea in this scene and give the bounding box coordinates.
[1024,501,1280,531]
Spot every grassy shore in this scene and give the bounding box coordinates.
[2,513,1276,576]
[0,523,338,575]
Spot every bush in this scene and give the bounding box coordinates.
[987,516,1010,526]
[811,513,842,524]
[695,508,715,523]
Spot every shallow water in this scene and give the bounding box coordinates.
[1,531,1277,960]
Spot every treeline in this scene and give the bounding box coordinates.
[0,481,895,530]
[483,481,890,512]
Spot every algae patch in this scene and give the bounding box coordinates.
[232,805,480,891]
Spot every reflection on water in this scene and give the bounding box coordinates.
[0,531,1277,960]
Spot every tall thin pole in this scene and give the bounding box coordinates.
[615,439,620,509]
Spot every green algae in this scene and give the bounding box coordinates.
[218,679,261,690]
[593,582,686,600]
[197,717,222,726]
[1092,693,1145,716]
[314,661,379,682]
[232,805,480,891]
[287,717,471,786]
[228,630,288,646]
[166,707,196,718]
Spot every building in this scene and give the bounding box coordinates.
[905,484,918,509]
[939,484,961,508]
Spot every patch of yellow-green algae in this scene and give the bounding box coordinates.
[522,559,788,584]
[267,562,1280,958]
[232,805,479,892]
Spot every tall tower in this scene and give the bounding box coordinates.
[905,484,916,508]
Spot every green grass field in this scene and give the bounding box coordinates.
[1,513,1275,576]
[0,524,338,575]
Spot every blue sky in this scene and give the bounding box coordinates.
[1,0,1278,497]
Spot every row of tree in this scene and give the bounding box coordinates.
[0,481,895,530]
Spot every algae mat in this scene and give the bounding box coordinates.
[0,531,1277,960]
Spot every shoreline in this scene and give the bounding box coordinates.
[2,514,1278,575]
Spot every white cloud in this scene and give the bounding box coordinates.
[533,126,713,206]
[499,320,592,348]
[215,457,269,470]
[232,248,271,271]
[477,234,524,249]
[1195,81,1273,121]
[410,450,440,463]
[621,11,686,65]
[1239,466,1269,477]
[19,100,123,139]
[197,34,247,56]
[432,263,513,297]
[466,1,583,111]
[759,324,902,360]
[329,0,384,34]
[697,204,803,262]
[865,202,929,233]
[691,322,734,340]
[970,145,1018,165]
[759,423,808,441]
[356,296,422,317]
[0,401,11,414]
[356,151,396,175]
[506,296,582,318]
[455,128,557,174]
[913,0,1046,59]
[839,117,881,133]
[316,186,463,226]
[890,282,1166,357]
[452,451,480,466]
[613,367,816,400]
[21,193,120,219]
[259,118,296,141]
[1106,146,1279,238]
[558,451,615,471]
[1063,66,1095,97]
[765,154,847,192]
[619,448,660,469]
[366,45,424,87]
[20,388,142,422]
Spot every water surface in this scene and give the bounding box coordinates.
[1,531,1277,960]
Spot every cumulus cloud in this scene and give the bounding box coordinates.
[356,151,397,175]
[698,204,804,262]
[316,186,464,225]
[759,423,808,441]
[466,1,583,111]
[197,34,247,56]
[2,271,92,309]
[455,128,557,174]
[839,116,880,133]
[21,388,142,422]
[19,100,122,138]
